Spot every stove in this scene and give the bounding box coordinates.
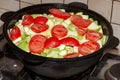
[0,2,120,80]
[0,42,120,80]
[0,26,119,80]
[0,43,94,80]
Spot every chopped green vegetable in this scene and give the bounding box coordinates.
[18,40,29,52]
[8,8,107,58]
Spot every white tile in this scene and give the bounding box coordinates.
[0,0,19,11]
[111,1,120,24]
[0,21,3,35]
[42,0,63,3]
[0,9,5,31]
[0,20,4,26]
[111,23,120,49]
[21,0,41,4]
[20,2,34,8]
[0,8,9,16]
[0,8,10,26]
[64,0,88,4]
[88,0,112,22]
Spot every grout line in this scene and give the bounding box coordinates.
[113,0,120,2]
[110,0,114,23]
[41,0,64,4]
[19,0,21,9]
[41,0,43,4]
[19,0,38,5]
[40,0,42,4]
[87,0,88,5]
[20,1,34,4]
[63,0,65,4]
[0,8,10,11]
[111,22,120,26]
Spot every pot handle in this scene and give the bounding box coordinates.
[1,11,15,22]
[0,11,15,41]
[68,2,88,9]
[0,33,4,41]
[107,36,119,49]
[0,51,4,59]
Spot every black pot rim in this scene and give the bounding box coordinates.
[3,3,113,62]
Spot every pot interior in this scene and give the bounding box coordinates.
[3,3,113,61]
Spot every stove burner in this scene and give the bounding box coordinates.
[105,63,120,80]
[0,44,24,80]
[90,53,120,80]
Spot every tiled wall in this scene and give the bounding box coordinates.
[0,0,120,48]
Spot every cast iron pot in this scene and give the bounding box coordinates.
[0,3,119,79]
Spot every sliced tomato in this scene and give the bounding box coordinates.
[86,30,103,41]
[49,8,71,19]
[31,24,49,33]
[44,37,60,49]
[60,37,80,47]
[78,41,100,56]
[29,35,47,53]
[34,16,48,24]
[64,53,79,58]
[52,24,68,38]
[22,14,34,26]
[71,15,92,28]
[76,27,86,36]
[9,26,21,40]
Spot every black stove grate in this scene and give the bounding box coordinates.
[16,66,93,80]
[0,43,24,80]
[90,53,120,80]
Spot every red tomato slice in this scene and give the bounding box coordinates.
[9,26,21,40]
[64,53,79,58]
[78,41,100,56]
[44,37,60,49]
[49,8,71,19]
[29,35,47,53]
[34,16,48,24]
[76,27,86,36]
[86,30,103,41]
[31,24,49,33]
[52,24,68,38]
[60,37,80,47]
[71,15,92,28]
[22,14,34,26]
